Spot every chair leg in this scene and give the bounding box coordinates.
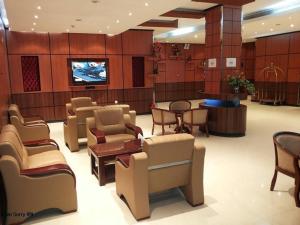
[162,125,165,135]
[295,176,300,207]
[270,170,278,191]
[189,125,193,134]
[205,124,209,137]
[152,124,154,135]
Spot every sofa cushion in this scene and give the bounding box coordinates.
[28,150,66,169]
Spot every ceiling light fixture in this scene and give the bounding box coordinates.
[34,15,39,19]
[66,29,70,32]
[261,22,265,25]
[170,27,195,36]
[194,34,198,38]
[145,2,149,6]
[128,12,133,16]
[107,34,114,37]
[37,6,41,10]
[99,30,102,33]
[31,28,34,31]
[270,28,274,31]
[33,22,36,26]
[116,19,120,23]
[106,25,110,29]
[290,24,295,27]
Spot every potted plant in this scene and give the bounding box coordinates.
[227,73,255,95]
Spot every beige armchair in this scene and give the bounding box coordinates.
[182,108,209,137]
[271,131,300,207]
[86,108,142,150]
[0,125,77,225]
[8,104,50,142]
[64,97,101,152]
[151,108,178,135]
[115,133,206,220]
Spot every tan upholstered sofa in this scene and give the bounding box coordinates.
[64,97,101,151]
[8,104,50,142]
[86,108,142,151]
[115,133,205,220]
[0,125,77,225]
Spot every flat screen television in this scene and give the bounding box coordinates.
[68,58,109,85]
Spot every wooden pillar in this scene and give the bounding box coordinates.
[204,5,242,94]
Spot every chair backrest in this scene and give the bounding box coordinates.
[169,100,191,111]
[0,125,28,169]
[71,97,93,111]
[8,104,24,124]
[151,108,177,125]
[273,132,300,174]
[94,108,126,135]
[183,108,208,125]
[143,133,195,193]
[105,104,130,114]
[75,106,102,125]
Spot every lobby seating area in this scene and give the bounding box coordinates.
[0,0,300,224]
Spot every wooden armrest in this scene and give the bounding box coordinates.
[125,123,143,138]
[90,128,106,144]
[68,109,75,116]
[23,139,60,150]
[21,164,76,186]
[116,154,130,168]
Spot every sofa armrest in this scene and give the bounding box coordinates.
[116,154,131,168]
[90,128,106,144]
[125,123,143,138]
[20,164,76,186]
[23,139,59,150]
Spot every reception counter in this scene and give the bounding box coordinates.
[199,97,247,137]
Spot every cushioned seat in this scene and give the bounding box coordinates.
[28,150,67,169]
[86,108,142,152]
[115,133,206,220]
[8,104,50,142]
[0,125,77,225]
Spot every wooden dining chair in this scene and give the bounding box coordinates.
[271,131,300,207]
[182,108,209,137]
[151,108,178,135]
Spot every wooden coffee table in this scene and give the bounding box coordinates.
[89,139,142,186]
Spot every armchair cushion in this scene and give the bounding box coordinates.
[28,150,66,169]
[105,134,135,143]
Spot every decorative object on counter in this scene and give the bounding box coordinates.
[227,73,255,95]
[171,44,181,57]
[152,42,162,75]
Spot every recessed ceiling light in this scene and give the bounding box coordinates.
[34,15,38,19]
[37,6,41,10]
[290,24,295,27]
[106,25,110,29]
[33,22,36,26]
[261,22,265,25]
[194,34,198,38]
[254,31,258,34]
[145,2,149,6]
[98,30,102,33]
[270,28,274,31]
[116,19,120,23]
[31,28,34,31]
[66,29,70,32]
[166,40,169,43]
[128,12,133,16]
[107,34,114,37]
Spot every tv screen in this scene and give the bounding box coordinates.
[69,59,109,85]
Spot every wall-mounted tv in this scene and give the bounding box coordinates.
[68,58,109,85]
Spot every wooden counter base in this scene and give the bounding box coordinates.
[200,103,247,137]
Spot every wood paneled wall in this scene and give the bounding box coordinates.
[255,32,300,105]
[7,30,155,120]
[241,42,255,81]
[0,20,10,130]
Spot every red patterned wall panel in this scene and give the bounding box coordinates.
[21,56,41,92]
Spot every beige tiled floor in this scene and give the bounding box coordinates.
[25,100,300,225]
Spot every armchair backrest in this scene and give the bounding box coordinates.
[151,108,177,124]
[94,108,126,135]
[143,133,195,193]
[71,97,93,111]
[0,125,28,169]
[169,100,191,111]
[105,104,130,114]
[183,108,208,125]
[75,106,102,125]
[273,132,300,174]
[8,104,24,124]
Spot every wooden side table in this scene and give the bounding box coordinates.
[89,139,141,186]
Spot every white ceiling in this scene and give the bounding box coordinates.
[2,0,300,43]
